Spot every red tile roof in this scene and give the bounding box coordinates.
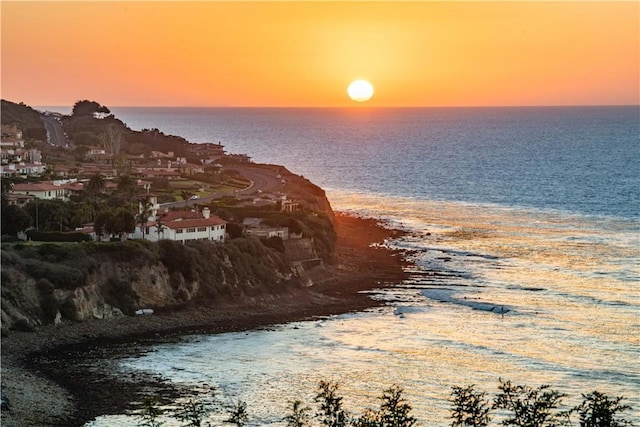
[13,182,60,191]
[157,210,226,230]
[163,217,226,229]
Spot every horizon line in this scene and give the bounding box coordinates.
[31,103,640,110]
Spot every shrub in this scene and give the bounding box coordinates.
[59,298,78,321]
[40,293,60,323]
[25,259,86,290]
[12,318,36,332]
[315,381,347,427]
[575,391,632,427]
[378,385,417,427]
[493,379,570,427]
[101,277,138,315]
[284,400,312,427]
[450,385,492,427]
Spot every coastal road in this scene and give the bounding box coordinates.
[158,165,285,210]
[233,166,285,194]
[41,115,70,148]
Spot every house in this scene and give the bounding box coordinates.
[137,169,181,180]
[1,125,24,149]
[224,153,252,163]
[178,162,205,175]
[141,207,226,243]
[10,179,84,201]
[242,217,291,240]
[0,162,47,177]
[11,182,68,200]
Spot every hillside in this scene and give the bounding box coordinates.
[1,99,47,141]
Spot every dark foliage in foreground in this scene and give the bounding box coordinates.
[135,380,634,427]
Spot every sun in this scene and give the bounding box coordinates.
[347,80,374,102]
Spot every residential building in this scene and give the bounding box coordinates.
[11,182,68,200]
[141,207,226,243]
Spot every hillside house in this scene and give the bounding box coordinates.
[11,182,68,200]
[140,207,226,243]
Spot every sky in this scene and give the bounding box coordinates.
[1,1,638,108]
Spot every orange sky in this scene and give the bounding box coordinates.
[1,1,638,107]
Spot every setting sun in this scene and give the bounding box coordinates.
[347,80,374,103]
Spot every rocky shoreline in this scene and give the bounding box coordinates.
[1,213,410,426]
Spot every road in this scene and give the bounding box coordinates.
[234,166,285,194]
[41,115,70,148]
[158,166,285,210]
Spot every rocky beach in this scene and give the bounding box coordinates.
[1,213,409,426]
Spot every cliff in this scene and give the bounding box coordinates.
[1,236,313,332]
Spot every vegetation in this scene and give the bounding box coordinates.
[132,381,633,427]
[450,385,492,427]
[575,392,632,427]
[1,99,47,141]
[1,235,299,327]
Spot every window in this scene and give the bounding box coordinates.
[221,224,226,229]
[187,227,196,233]
[197,227,207,232]
[176,229,183,234]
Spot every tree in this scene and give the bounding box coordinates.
[25,199,70,231]
[155,217,166,240]
[173,398,208,427]
[450,385,492,427]
[101,124,122,157]
[493,379,570,427]
[315,381,348,427]
[378,385,417,427]
[225,400,249,426]
[72,100,110,117]
[116,174,137,208]
[94,209,112,238]
[137,196,154,239]
[86,173,106,197]
[284,400,312,427]
[181,190,194,208]
[94,208,135,240]
[575,391,632,427]
[136,396,165,427]
[1,178,14,205]
[68,202,95,229]
[109,208,135,240]
[1,204,33,235]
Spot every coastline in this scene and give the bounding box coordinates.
[1,213,410,426]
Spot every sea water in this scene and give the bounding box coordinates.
[75,106,638,425]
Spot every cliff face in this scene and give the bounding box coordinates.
[0,237,308,332]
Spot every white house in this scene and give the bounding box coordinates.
[11,182,68,200]
[141,207,226,243]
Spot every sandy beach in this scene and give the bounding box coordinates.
[1,213,409,426]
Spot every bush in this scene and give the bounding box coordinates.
[450,385,491,427]
[59,298,78,321]
[101,277,138,315]
[40,293,60,323]
[261,236,285,253]
[493,379,570,427]
[11,318,36,332]
[575,391,632,427]
[26,230,91,242]
[25,259,86,290]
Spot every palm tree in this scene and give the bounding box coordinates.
[137,196,153,240]
[86,173,106,197]
[155,217,165,240]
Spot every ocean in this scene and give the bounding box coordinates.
[66,106,638,425]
